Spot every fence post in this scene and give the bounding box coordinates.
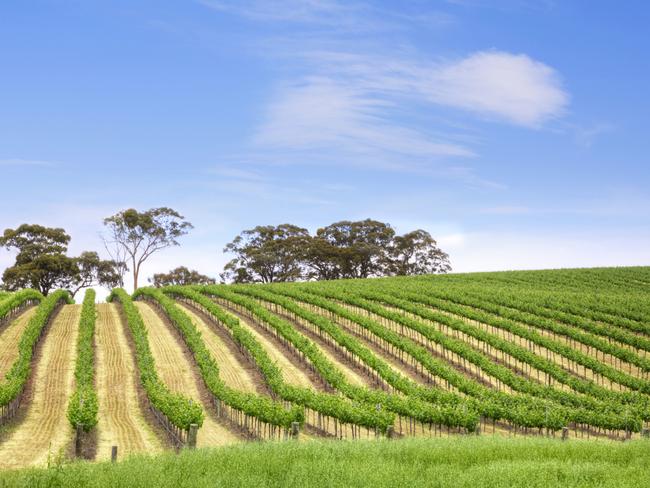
[561,427,569,441]
[291,422,300,440]
[75,424,83,457]
[111,445,118,463]
[188,424,198,449]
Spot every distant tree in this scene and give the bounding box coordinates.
[385,230,451,276]
[70,251,123,297]
[150,266,215,287]
[1,225,121,296]
[103,208,193,290]
[220,219,452,283]
[302,236,345,281]
[1,254,76,296]
[221,224,310,283]
[0,224,70,263]
[309,219,396,279]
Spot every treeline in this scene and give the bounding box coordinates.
[0,225,120,296]
[1,212,451,293]
[220,219,450,284]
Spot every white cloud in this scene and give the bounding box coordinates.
[252,50,567,172]
[199,0,568,176]
[429,51,568,126]
[298,50,568,127]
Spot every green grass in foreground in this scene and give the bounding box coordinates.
[1,437,650,487]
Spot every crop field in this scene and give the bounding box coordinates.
[0,267,649,471]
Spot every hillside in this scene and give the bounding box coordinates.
[0,267,649,472]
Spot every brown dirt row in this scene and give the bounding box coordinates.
[392,302,632,392]
[0,305,80,469]
[134,302,240,448]
[257,302,374,388]
[337,300,568,393]
[0,308,36,379]
[290,300,467,395]
[94,303,163,460]
[216,302,321,391]
[426,302,645,377]
[176,302,259,394]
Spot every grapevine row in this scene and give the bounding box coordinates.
[173,286,396,437]
[136,287,303,439]
[107,289,204,443]
[294,284,643,432]
[67,289,99,432]
[0,290,71,423]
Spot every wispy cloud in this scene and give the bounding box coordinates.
[570,122,615,148]
[444,0,556,12]
[0,158,58,167]
[198,0,569,184]
[197,0,453,30]
[197,0,366,26]
[252,50,567,170]
[255,77,474,160]
[480,205,530,215]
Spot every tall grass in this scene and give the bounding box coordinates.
[2,436,650,487]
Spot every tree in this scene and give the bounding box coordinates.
[0,225,121,296]
[311,219,395,279]
[302,236,345,281]
[1,225,75,295]
[221,224,310,283]
[385,229,451,276]
[70,251,123,297]
[0,224,70,264]
[219,219,452,283]
[102,237,129,288]
[1,253,77,296]
[150,266,215,287]
[102,208,193,290]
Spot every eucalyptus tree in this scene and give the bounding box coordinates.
[150,266,215,287]
[221,224,310,283]
[1,224,120,296]
[103,207,193,290]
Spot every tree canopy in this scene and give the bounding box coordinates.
[221,224,310,283]
[103,207,193,290]
[221,219,451,283]
[0,224,120,296]
[150,266,215,287]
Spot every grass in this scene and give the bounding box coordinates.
[1,436,650,487]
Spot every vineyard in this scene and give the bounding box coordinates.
[0,267,649,469]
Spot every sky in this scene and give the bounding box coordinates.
[1,0,649,293]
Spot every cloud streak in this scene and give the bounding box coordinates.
[198,0,359,24]
[252,50,568,171]
[0,158,58,167]
[199,0,569,183]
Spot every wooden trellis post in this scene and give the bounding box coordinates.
[188,424,198,448]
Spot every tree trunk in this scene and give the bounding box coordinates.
[133,259,139,291]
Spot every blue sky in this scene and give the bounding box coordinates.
[1,0,649,289]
